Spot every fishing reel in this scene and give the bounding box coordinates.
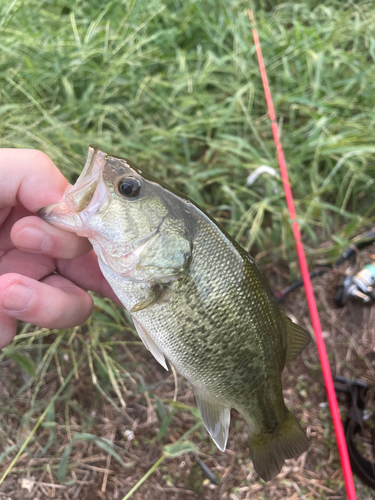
[335,260,375,307]
[274,228,375,306]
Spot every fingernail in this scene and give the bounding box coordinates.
[14,227,51,252]
[4,284,33,312]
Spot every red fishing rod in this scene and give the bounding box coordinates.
[248,9,357,499]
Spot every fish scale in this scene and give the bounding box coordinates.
[137,224,272,382]
[40,146,311,481]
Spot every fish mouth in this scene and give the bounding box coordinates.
[39,146,109,235]
[38,199,80,232]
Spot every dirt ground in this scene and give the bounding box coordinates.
[1,247,375,499]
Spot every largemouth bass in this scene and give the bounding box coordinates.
[39,146,311,481]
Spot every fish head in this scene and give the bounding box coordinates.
[39,146,192,281]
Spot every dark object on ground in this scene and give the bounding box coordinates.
[195,456,218,485]
[274,228,375,304]
[334,376,375,491]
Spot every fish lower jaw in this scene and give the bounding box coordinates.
[39,205,83,234]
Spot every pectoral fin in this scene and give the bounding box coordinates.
[130,285,163,313]
[132,318,168,371]
[194,389,230,451]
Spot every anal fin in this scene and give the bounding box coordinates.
[194,388,230,451]
[132,318,168,371]
[283,315,311,364]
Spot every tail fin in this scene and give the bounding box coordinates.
[248,411,308,481]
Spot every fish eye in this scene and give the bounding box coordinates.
[118,177,141,198]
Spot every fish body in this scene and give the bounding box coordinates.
[40,146,310,481]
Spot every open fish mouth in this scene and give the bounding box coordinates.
[39,146,110,235]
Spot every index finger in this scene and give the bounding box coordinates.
[0,149,70,211]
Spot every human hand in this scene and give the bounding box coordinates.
[0,149,119,349]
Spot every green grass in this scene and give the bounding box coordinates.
[1,0,375,498]
[2,0,375,260]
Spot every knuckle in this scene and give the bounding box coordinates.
[29,150,54,171]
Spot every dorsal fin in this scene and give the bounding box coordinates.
[283,315,311,364]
